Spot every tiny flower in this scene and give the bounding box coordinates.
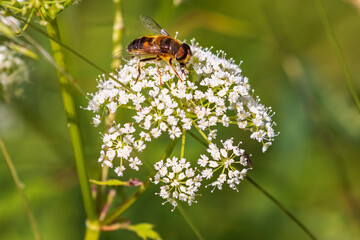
[115,165,126,177]
[129,157,142,171]
[201,168,213,179]
[262,142,272,153]
[106,148,116,161]
[92,114,101,127]
[197,154,209,167]
[107,101,118,113]
[134,140,146,151]
[151,127,162,138]
[168,126,181,139]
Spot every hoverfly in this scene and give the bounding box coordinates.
[127,15,192,84]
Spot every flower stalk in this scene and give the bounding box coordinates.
[46,19,99,239]
[246,176,317,240]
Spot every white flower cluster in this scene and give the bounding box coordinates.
[152,157,202,211]
[198,138,250,192]
[86,41,278,208]
[98,122,144,177]
[0,45,28,101]
[0,15,21,32]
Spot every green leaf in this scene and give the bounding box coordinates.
[8,43,39,60]
[127,223,161,240]
[89,178,142,186]
[0,21,15,38]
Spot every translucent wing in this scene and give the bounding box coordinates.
[113,49,154,59]
[140,15,169,36]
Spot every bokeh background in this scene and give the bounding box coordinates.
[1,0,360,239]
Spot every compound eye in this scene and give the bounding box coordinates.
[176,47,186,61]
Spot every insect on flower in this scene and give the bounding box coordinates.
[127,15,192,84]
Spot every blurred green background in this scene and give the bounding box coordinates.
[1,0,360,239]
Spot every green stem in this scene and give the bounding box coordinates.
[246,177,317,240]
[0,136,42,240]
[111,0,124,70]
[84,223,101,240]
[101,138,180,225]
[191,120,210,144]
[180,128,186,158]
[46,19,99,237]
[314,0,360,114]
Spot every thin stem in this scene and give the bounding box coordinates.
[0,136,42,240]
[191,120,210,144]
[246,176,317,240]
[187,130,208,147]
[186,131,317,239]
[46,19,99,238]
[314,0,360,114]
[181,128,186,158]
[177,204,204,240]
[102,170,155,225]
[101,138,180,225]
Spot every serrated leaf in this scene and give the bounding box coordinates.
[89,178,142,186]
[128,223,161,240]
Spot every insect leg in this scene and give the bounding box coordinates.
[168,58,183,81]
[180,63,189,76]
[135,57,158,83]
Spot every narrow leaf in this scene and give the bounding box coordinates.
[0,21,15,38]
[8,42,39,59]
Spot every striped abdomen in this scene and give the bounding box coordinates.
[127,36,181,56]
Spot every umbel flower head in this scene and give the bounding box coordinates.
[86,40,278,209]
[152,157,202,211]
[0,45,29,101]
[0,0,79,25]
